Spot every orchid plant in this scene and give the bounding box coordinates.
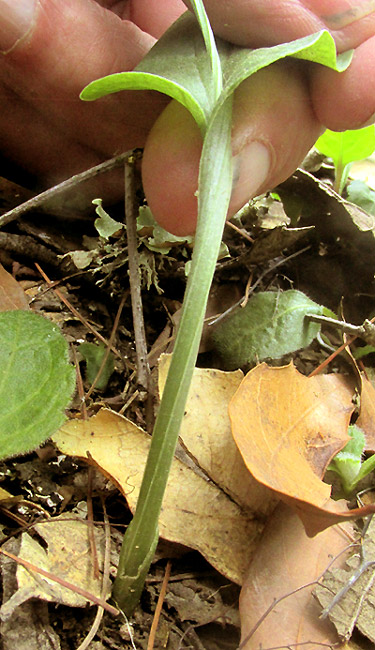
[81,0,351,614]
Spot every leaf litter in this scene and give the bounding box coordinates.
[1,59,375,650]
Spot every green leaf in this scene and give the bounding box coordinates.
[78,342,114,391]
[315,126,375,193]
[211,290,324,369]
[220,30,351,104]
[190,0,222,100]
[327,424,365,496]
[346,179,375,216]
[81,18,351,135]
[0,311,75,459]
[316,126,375,169]
[81,13,212,131]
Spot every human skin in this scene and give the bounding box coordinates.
[0,0,374,234]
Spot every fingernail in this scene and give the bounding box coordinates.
[0,0,36,53]
[231,141,272,205]
[321,1,375,29]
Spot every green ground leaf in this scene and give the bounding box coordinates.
[211,290,323,369]
[346,179,375,216]
[0,311,75,459]
[79,342,114,391]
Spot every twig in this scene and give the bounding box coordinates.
[208,245,311,327]
[0,151,138,229]
[124,153,150,392]
[35,264,123,360]
[307,314,375,346]
[147,561,172,650]
[86,467,100,580]
[72,345,88,421]
[225,219,254,243]
[75,499,112,650]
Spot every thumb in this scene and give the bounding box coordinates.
[142,61,322,236]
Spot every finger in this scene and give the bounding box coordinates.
[183,0,375,52]
[310,34,375,129]
[142,61,321,235]
[124,0,187,38]
[0,0,173,187]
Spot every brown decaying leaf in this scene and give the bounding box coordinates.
[229,362,360,536]
[53,408,264,585]
[357,375,375,452]
[0,264,29,311]
[314,514,375,643]
[158,354,277,516]
[239,503,353,649]
[0,517,106,620]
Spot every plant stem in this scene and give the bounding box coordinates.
[112,97,233,614]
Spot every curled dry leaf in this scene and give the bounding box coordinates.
[228,362,368,536]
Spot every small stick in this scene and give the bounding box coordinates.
[208,245,311,327]
[35,264,123,360]
[147,561,172,650]
[75,500,112,650]
[0,151,138,229]
[124,154,153,428]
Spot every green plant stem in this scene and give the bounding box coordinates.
[112,97,233,614]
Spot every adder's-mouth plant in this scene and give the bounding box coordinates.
[81,0,352,614]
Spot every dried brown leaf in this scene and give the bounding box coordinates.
[0,264,29,311]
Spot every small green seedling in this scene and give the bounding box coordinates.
[78,342,115,392]
[315,125,375,194]
[81,0,352,614]
[328,424,375,496]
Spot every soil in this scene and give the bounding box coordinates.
[0,153,375,649]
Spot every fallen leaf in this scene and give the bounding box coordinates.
[0,264,29,311]
[0,517,106,620]
[158,354,276,515]
[357,375,375,452]
[239,503,353,649]
[1,538,61,650]
[229,362,358,535]
[314,515,375,643]
[53,408,263,585]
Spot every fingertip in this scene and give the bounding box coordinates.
[142,100,202,236]
[310,36,375,130]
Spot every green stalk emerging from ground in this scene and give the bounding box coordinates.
[81,0,351,614]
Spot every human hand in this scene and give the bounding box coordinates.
[144,0,375,233]
[0,0,374,234]
[0,0,186,198]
